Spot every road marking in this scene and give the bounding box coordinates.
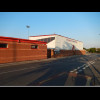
[75,71,78,74]
[0,58,97,85]
[77,67,80,69]
[65,72,92,86]
[80,64,85,68]
[0,61,94,75]
[87,60,95,65]
[69,60,96,75]
[83,67,86,70]
[89,61,93,64]
[91,62,95,64]
[73,69,77,71]
[64,72,77,86]
[87,63,91,66]
[70,71,74,73]
[86,77,92,86]
[70,68,78,73]
[85,65,89,68]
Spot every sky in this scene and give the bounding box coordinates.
[0,12,100,48]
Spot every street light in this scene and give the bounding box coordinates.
[26,25,30,39]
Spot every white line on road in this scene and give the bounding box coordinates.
[83,67,86,70]
[70,71,74,73]
[73,69,77,71]
[86,77,92,86]
[85,65,89,68]
[80,64,86,68]
[69,59,96,74]
[70,68,78,73]
[75,71,78,74]
[77,67,80,69]
[90,61,95,64]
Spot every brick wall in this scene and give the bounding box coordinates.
[48,49,86,58]
[75,50,86,55]
[0,40,47,64]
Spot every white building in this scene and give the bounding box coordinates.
[29,34,83,51]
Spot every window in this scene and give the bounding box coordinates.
[51,37,55,41]
[40,39,44,42]
[0,43,8,48]
[48,38,50,42]
[31,45,38,49]
[43,38,47,42]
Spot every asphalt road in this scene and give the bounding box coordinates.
[0,53,100,86]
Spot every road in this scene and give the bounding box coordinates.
[0,53,100,86]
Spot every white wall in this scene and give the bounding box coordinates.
[29,34,83,50]
[55,35,72,50]
[47,39,55,49]
[55,35,83,50]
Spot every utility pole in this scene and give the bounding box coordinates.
[26,25,30,39]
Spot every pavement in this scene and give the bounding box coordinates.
[0,53,100,86]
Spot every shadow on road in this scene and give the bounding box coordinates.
[27,55,91,86]
[1,53,100,86]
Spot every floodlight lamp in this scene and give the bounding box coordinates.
[26,25,30,28]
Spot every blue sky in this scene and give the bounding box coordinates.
[0,12,100,48]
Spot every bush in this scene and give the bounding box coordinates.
[96,48,100,53]
[84,48,100,53]
[88,48,96,53]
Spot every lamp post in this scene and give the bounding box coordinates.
[26,25,30,39]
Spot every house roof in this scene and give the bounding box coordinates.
[0,36,47,44]
[29,34,82,43]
